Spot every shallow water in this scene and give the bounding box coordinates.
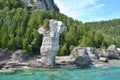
[0,65,120,80]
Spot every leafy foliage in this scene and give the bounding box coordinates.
[43,19,50,31]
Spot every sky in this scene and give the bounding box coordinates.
[54,0,120,23]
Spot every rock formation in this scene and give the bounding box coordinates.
[106,45,120,59]
[75,55,91,68]
[11,50,30,62]
[70,47,99,62]
[38,19,66,67]
[70,47,92,68]
[21,0,59,12]
[0,48,13,61]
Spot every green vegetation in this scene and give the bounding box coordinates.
[43,19,50,31]
[0,0,120,55]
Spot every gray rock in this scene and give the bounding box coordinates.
[70,47,88,59]
[0,48,13,61]
[21,0,59,12]
[107,45,117,51]
[0,48,6,60]
[70,47,92,68]
[70,47,99,62]
[38,19,66,67]
[86,47,99,62]
[75,55,91,68]
[107,51,120,59]
[11,50,29,62]
[106,45,120,59]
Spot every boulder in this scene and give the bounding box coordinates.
[106,45,120,59]
[107,45,117,51]
[38,19,66,67]
[70,47,92,68]
[106,51,120,59]
[11,50,29,62]
[75,55,91,68]
[70,47,99,62]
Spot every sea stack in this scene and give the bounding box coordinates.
[38,19,66,67]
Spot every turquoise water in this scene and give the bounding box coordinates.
[0,66,120,80]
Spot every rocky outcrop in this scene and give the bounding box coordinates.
[70,45,120,68]
[106,45,120,59]
[97,45,120,59]
[86,47,99,62]
[21,0,59,12]
[38,19,66,67]
[11,50,30,62]
[0,48,13,61]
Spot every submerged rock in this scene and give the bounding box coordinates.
[38,19,66,67]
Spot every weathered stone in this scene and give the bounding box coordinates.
[107,45,117,51]
[38,19,66,67]
[70,47,99,62]
[70,47,92,68]
[106,45,120,59]
[21,0,59,12]
[107,51,120,59]
[86,47,99,62]
[11,50,29,62]
[75,56,91,68]
[70,47,88,59]
[0,48,13,61]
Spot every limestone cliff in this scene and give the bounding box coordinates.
[21,0,59,12]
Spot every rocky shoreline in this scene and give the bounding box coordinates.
[0,45,120,69]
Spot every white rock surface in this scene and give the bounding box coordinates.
[38,19,66,66]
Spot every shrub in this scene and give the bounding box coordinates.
[43,19,50,31]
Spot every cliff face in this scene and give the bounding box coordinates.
[21,0,59,12]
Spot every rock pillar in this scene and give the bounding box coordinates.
[38,19,66,67]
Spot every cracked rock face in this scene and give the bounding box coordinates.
[38,19,66,67]
[21,0,59,12]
